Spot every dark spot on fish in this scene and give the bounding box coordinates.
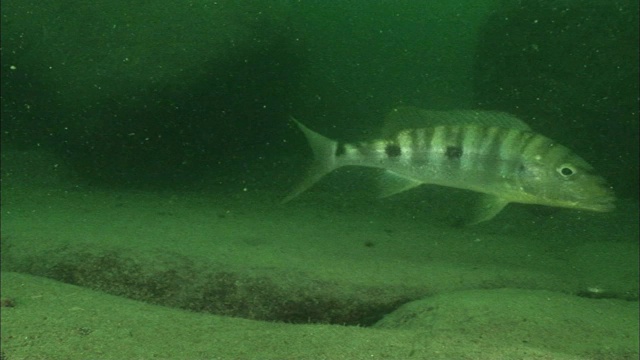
[518,164,526,173]
[335,143,346,157]
[385,144,402,157]
[364,240,375,248]
[445,146,463,160]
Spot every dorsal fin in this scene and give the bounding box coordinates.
[382,106,531,137]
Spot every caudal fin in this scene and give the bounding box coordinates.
[282,117,338,203]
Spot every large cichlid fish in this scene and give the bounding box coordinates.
[283,106,615,224]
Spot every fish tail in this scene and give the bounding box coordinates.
[282,117,338,203]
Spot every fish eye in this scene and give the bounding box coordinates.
[557,164,576,177]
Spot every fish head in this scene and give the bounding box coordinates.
[517,146,615,212]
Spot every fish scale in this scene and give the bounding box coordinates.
[283,106,615,224]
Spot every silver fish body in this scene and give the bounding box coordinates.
[283,108,615,224]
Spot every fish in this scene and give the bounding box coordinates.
[282,106,615,224]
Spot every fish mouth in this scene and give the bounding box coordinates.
[584,199,616,212]
[579,190,616,212]
[574,176,616,212]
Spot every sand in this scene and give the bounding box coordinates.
[1,149,638,359]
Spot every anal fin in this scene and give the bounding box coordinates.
[377,170,423,198]
[466,194,509,225]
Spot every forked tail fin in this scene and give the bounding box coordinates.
[282,117,338,203]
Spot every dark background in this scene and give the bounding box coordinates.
[2,0,638,200]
